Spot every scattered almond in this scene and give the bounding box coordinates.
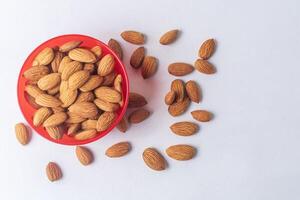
[46,162,62,182]
[76,146,93,165]
[164,91,176,105]
[199,39,215,60]
[105,142,131,157]
[128,109,150,123]
[170,121,198,136]
[108,39,123,60]
[168,62,194,76]
[128,92,147,108]
[15,123,30,145]
[191,110,212,122]
[141,56,158,79]
[130,47,145,69]
[143,148,166,171]
[117,116,128,133]
[194,59,216,74]
[185,80,201,103]
[166,145,196,161]
[121,30,145,45]
[168,97,190,116]
[159,29,179,45]
[171,79,185,102]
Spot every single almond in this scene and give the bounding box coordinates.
[15,123,30,145]
[194,59,216,74]
[94,86,121,103]
[76,146,93,165]
[74,129,97,140]
[185,80,201,103]
[168,97,190,116]
[35,94,62,107]
[141,56,158,79]
[166,145,196,161]
[61,61,83,80]
[46,162,62,182]
[91,46,102,58]
[23,66,49,81]
[102,72,117,86]
[130,47,145,69]
[43,112,67,127]
[191,110,212,122]
[199,39,215,60]
[68,70,90,90]
[142,148,166,171]
[51,51,64,72]
[81,119,97,130]
[128,92,147,108]
[67,123,81,135]
[66,112,86,123]
[68,102,98,119]
[159,29,179,45]
[59,40,82,52]
[33,107,52,126]
[164,91,176,105]
[46,126,63,140]
[96,112,116,131]
[97,54,115,76]
[33,47,54,66]
[170,121,198,136]
[68,48,97,63]
[121,30,145,45]
[37,73,61,91]
[168,62,194,76]
[58,56,72,73]
[80,75,103,92]
[128,109,150,124]
[105,142,131,158]
[113,74,122,92]
[75,91,95,103]
[108,39,123,60]
[94,98,119,112]
[83,63,96,74]
[25,84,44,98]
[171,79,185,102]
[60,86,78,108]
[117,116,128,133]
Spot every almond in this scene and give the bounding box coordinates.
[81,119,97,130]
[59,40,82,52]
[43,112,67,127]
[46,126,63,140]
[66,112,86,123]
[58,56,72,73]
[94,98,119,112]
[121,31,145,45]
[67,123,80,135]
[143,148,166,171]
[75,146,93,165]
[47,84,60,95]
[51,51,64,72]
[159,29,179,45]
[74,129,97,140]
[15,123,30,145]
[168,97,190,116]
[128,92,147,108]
[26,94,41,109]
[96,112,116,131]
[191,110,212,122]
[68,70,90,90]
[171,79,185,102]
[168,62,194,76]
[37,73,61,91]
[166,145,196,161]
[185,80,201,103]
[46,162,62,182]
[35,94,62,107]
[130,47,145,69]
[128,109,150,123]
[60,86,78,108]
[91,46,102,58]
[80,75,103,92]
[141,56,158,79]
[170,121,198,136]
[94,86,121,103]
[108,39,123,60]
[68,102,98,118]
[52,106,65,113]
[33,107,52,126]
[68,48,97,63]
[83,63,96,74]
[33,47,54,66]
[75,91,95,103]
[113,74,122,92]
[105,142,131,158]
[194,59,216,74]
[102,72,117,86]
[61,61,83,80]
[117,116,128,133]
[199,39,215,60]
[23,66,49,81]
[25,84,44,98]
[164,91,176,105]
[97,54,115,76]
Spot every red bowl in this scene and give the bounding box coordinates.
[17,34,129,145]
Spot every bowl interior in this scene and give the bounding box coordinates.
[17,34,129,145]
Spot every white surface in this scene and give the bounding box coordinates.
[0,0,300,199]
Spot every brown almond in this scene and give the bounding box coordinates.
[121,31,145,45]
[68,70,90,90]
[25,84,44,98]
[130,47,145,69]
[94,98,119,112]
[46,126,63,140]
[75,91,95,103]
[141,56,158,79]
[102,72,117,86]
[168,62,194,76]
[81,119,97,130]
[67,123,81,135]
[75,146,93,165]
[143,148,166,171]
[66,112,86,123]
[128,109,150,124]
[68,102,98,119]
[68,48,97,63]
[61,61,83,80]
[117,116,128,133]
[194,59,216,74]
[159,29,179,45]
[37,73,61,91]
[168,97,190,116]
[164,91,176,105]
[23,66,49,81]
[51,51,64,72]
[80,75,103,92]
[105,142,131,158]
[15,123,30,145]
[83,63,96,74]
[97,54,115,76]
[108,39,123,60]
[185,80,201,103]
[94,86,121,103]
[33,47,54,66]
[170,121,198,136]
[96,112,116,131]
[166,145,196,161]
[91,46,102,58]
[26,94,41,109]
[46,162,62,182]
[199,39,215,60]
[35,94,62,107]
[58,56,72,73]
[43,112,67,127]
[128,92,147,108]
[33,107,52,126]
[171,79,185,102]
[59,40,82,52]
[74,129,97,140]
[191,110,212,122]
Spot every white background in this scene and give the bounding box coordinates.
[0,0,300,199]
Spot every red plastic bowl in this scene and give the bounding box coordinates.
[17,34,129,145]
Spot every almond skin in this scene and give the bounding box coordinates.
[68,70,90,90]
[80,75,103,92]
[46,162,62,182]
[159,29,179,45]
[141,56,158,79]
[46,126,63,140]
[194,59,216,74]
[33,47,54,66]
[51,51,64,72]
[170,121,198,136]
[185,80,201,103]
[68,48,97,63]
[128,92,147,108]
[105,142,131,158]
[94,86,121,103]
[117,116,128,133]
[35,94,62,107]
[59,41,82,52]
[121,31,145,45]
[43,112,67,127]
[15,123,30,145]
[166,145,196,161]
[94,98,120,112]
[37,73,61,91]
[25,84,44,98]
[75,146,93,165]
[23,66,49,81]
[68,102,98,119]
[164,91,176,105]
[108,39,123,60]
[168,62,194,76]
[130,47,145,69]
[61,61,83,81]
[143,148,166,171]
[97,54,115,76]
[96,112,116,131]
[74,129,97,140]
[191,110,212,122]
[168,97,190,116]
[33,107,52,126]
[171,79,185,102]
[128,109,150,123]
[199,39,215,60]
